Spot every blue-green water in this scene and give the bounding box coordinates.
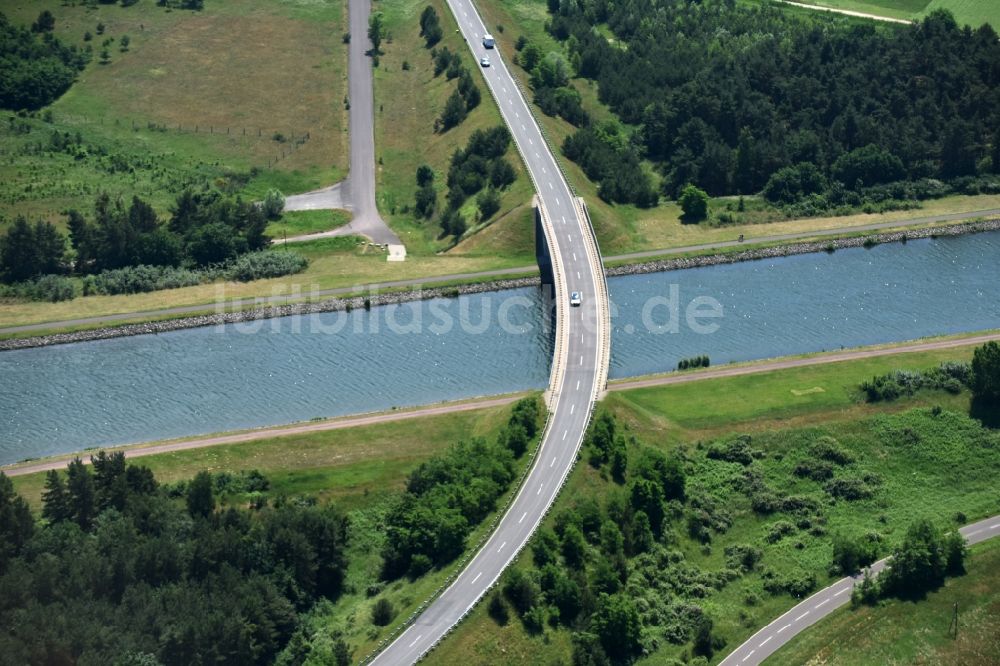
[1,232,998,464]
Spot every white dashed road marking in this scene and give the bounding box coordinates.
[497,541,507,552]
[778,624,790,633]
[579,354,583,365]
[408,635,422,648]
[815,599,830,609]
[570,404,575,415]
[576,380,580,390]
[537,483,544,495]
[795,611,810,621]
[471,572,482,585]
[550,457,557,467]
[759,636,772,647]
[519,512,527,523]
[834,588,849,597]
[742,650,755,662]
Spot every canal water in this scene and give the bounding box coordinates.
[2,231,998,464]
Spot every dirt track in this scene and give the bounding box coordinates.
[5,332,998,479]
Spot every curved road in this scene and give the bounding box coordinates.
[722,514,1000,665]
[368,0,609,663]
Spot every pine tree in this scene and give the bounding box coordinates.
[42,470,71,523]
[66,457,96,530]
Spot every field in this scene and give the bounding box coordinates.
[370,0,537,258]
[770,537,1000,665]
[428,345,1000,664]
[922,0,1000,28]
[0,0,349,226]
[776,0,1000,27]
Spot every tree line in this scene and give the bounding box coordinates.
[538,0,1000,207]
[0,457,348,665]
[0,187,301,300]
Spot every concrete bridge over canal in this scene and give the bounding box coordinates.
[366,0,612,661]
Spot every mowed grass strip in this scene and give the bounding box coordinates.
[611,343,979,438]
[266,209,352,238]
[921,0,1000,28]
[769,538,1000,665]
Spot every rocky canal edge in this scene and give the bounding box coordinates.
[3,218,998,352]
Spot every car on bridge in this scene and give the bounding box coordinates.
[480,56,490,67]
[570,291,582,307]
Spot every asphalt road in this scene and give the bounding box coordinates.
[3,208,998,335]
[280,0,400,246]
[367,2,608,663]
[720,514,1000,666]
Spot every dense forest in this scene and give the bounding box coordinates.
[0,457,349,666]
[0,12,88,111]
[533,0,1000,207]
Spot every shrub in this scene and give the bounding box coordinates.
[85,265,205,295]
[261,189,285,220]
[6,274,78,302]
[679,184,709,222]
[487,592,509,625]
[225,250,307,282]
[371,598,395,626]
[810,437,854,465]
[831,531,882,575]
[823,476,877,501]
[793,459,834,481]
[765,520,796,544]
[706,435,760,466]
[724,544,763,573]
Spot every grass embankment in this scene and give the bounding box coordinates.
[770,537,1000,665]
[0,236,535,330]
[475,0,1000,255]
[9,397,543,662]
[371,0,537,258]
[0,0,349,226]
[429,347,1000,664]
[9,399,515,511]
